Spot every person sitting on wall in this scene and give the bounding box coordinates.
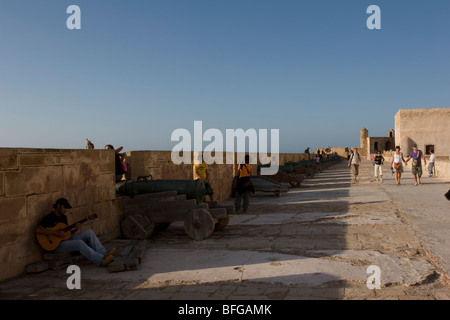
[105,144,127,182]
[193,154,214,201]
[35,198,116,267]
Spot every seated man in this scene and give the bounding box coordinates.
[36,198,116,267]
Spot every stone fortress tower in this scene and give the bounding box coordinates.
[359,128,395,160]
[360,128,369,158]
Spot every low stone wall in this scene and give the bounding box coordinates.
[0,148,123,282]
[124,151,234,201]
[124,151,313,201]
[124,150,193,181]
[434,157,450,180]
[278,153,314,164]
[0,148,313,282]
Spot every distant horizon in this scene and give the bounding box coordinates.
[1,1,449,153]
[1,106,448,153]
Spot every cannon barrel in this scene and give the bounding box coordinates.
[116,179,207,203]
[258,164,294,174]
[285,160,315,167]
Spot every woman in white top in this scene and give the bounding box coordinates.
[390,146,407,185]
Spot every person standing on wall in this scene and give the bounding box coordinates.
[405,145,426,186]
[373,150,385,182]
[234,155,254,213]
[390,146,407,186]
[348,147,361,183]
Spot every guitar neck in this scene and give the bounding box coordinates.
[63,217,90,232]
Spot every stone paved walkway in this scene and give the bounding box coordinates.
[0,160,449,300]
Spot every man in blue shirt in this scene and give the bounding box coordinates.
[405,145,427,186]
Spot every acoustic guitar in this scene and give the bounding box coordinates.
[36,214,98,251]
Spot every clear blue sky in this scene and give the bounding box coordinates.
[1,0,449,153]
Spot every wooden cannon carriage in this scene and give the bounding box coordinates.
[120,191,234,241]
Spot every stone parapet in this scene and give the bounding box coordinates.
[0,148,122,282]
[0,147,312,282]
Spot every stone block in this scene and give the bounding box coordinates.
[0,149,18,170]
[26,193,54,221]
[0,239,40,282]
[0,219,23,246]
[72,149,104,163]
[97,183,116,202]
[5,166,63,197]
[25,260,49,273]
[70,205,95,226]
[0,172,4,196]
[19,153,56,167]
[65,185,100,208]
[0,244,19,281]
[98,160,115,174]
[50,152,76,165]
[0,196,27,223]
[62,162,100,189]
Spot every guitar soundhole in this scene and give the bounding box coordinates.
[46,235,53,244]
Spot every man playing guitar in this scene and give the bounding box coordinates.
[36,198,116,267]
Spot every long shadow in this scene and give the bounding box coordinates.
[6,162,353,300]
[138,162,353,300]
[120,274,345,300]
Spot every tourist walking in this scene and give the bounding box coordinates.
[390,146,407,186]
[348,147,361,183]
[373,151,385,182]
[405,145,426,186]
[428,149,436,177]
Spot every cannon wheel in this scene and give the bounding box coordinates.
[184,208,216,240]
[121,214,155,240]
[214,213,230,231]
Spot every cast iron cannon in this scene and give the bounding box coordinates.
[116,177,207,204]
